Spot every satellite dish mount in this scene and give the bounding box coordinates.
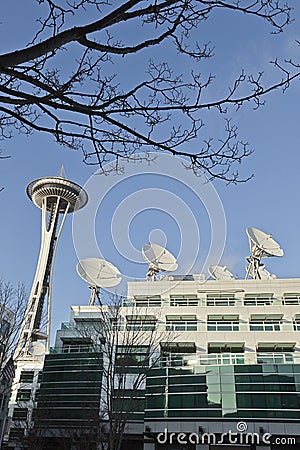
[245,227,283,280]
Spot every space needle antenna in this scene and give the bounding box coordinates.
[15,175,88,357]
[59,164,66,178]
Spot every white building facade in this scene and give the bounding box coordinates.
[34,274,300,449]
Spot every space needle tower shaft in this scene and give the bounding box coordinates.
[15,176,88,357]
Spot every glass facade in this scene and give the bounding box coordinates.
[19,371,34,383]
[36,351,102,427]
[145,364,300,419]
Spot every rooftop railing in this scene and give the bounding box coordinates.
[122,297,300,307]
[50,344,102,354]
[153,352,300,368]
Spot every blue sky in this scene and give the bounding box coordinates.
[0,1,300,342]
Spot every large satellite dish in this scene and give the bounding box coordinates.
[76,258,121,305]
[257,265,277,280]
[246,227,284,258]
[245,227,283,279]
[208,265,235,281]
[142,243,178,280]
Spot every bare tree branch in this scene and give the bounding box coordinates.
[0,0,298,182]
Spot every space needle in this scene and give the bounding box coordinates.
[15,173,88,357]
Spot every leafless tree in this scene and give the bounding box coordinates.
[0,279,27,447]
[33,295,175,450]
[0,278,27,370]
[76,296,176,450]
[0,1,298,182]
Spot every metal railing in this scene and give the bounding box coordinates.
[50,344,102,354]
[122,297,297,307]
[153,352,299,368]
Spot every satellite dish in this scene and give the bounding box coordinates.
[142,243,178,280]
[257,265,277,280]
[208,265,235,280]
[77,258,121,288]
[246,227,284,258]
[76,258,121,305]
[245,227,283,279]
[28,342,45,357]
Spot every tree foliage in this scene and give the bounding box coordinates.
[0,0,299,181]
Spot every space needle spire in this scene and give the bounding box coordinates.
[15,174,88,357]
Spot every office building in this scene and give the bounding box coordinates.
[34,273,300,449]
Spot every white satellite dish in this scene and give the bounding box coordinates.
[28,341,45,357]
[142,243,178,280]
[245,227,283,279]
[257,265,277,280]
[76,258,121,305]
[246,227,284,258]
[208,265,235,280]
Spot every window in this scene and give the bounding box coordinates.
[207,321,239,331]
[283,294,300,305]
[116,345,149,367]
[170,295,198,306]
[19,371,34,383]
[9,428,24,439]
[0,319,10,337]
[293,319,300,331]
[74,318,103,330]
[134,296,161,307]
[16,389,31,401]
[206,294,235,306]
[113,389,145,413]
[61,338,93,353]
[249,315,282,331]
[12,408,28,421]
[257,353,294,364]
[62,344,93,353]
[160,342,196,354]
[243,294,273,306]
[207,315,239,331]
[250,321,281,331]
[166,315,197,331]
[126,315,156,331]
